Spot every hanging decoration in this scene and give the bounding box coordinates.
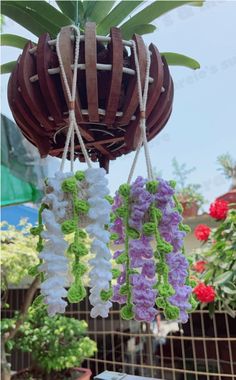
[30,26,112,317]
[109,35,197,324]
[8,23,173,171]
[23,23,195,323]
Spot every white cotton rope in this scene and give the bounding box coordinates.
[127,43,154,183]
[56,25,92,172]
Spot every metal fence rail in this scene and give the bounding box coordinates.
[3,289,236,379]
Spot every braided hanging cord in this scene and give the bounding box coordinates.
[56,25,92,172]
[127,42,153,183]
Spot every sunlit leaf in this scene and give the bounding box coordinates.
[1,34,30,49]
[0,60,17,74]
[161,52,200,70]
[122,24,156,40]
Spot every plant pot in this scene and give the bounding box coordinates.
[8,23,174,170]
[180,200,199,218]
[216,189,236,209]
[11,367,92,380]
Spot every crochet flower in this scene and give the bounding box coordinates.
[209,199,228,220]
[85,167,112,318]
[193,283,216,303]
[193,260,207,273]
[194,224,211,241]
[39,209,69,316]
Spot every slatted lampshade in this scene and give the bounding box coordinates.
[8,22,174,170]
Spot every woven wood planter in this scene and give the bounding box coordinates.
[8,23,174,170]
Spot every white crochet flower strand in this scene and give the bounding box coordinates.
[86,168,113,318]
[39,208,69,316]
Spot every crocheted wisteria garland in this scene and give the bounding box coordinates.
[110,176,197,323]
[30,168,112,317]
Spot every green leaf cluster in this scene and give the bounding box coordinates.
[0,220,39,286]
[15,305,97,374]
[1,0,204,73]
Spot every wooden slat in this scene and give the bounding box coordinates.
[148,79,174,140]
[17,41,54,132]
[146,57,172,131]
[8,66,50,157]
[103,27,123,126]
[85,22,99,122]
[37,33,65,125]
[57,27,83,121]
[146,43,164,117]
[99,156,110,172]
[119,34,146,126]
[11,61,49,138]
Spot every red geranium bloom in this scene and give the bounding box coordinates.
[209,199,228,220]
[194,224,211,241]
[193,283,216,303]
[193,260,207,273]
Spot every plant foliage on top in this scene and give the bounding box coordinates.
[1,0,204,74]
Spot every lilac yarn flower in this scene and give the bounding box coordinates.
[155,178,174,207]
[129,235,157,322]
[111,176,191,324]
[129,177,153,230]
[112,192,122,211]
[111,217,124,244]
[165,252,191,323]
[112,284,127,304]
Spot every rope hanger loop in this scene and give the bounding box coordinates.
[127,42,154,184]
[56,25,92,172]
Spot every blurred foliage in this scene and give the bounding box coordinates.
[1,220,39,287]
[172,158,205,208]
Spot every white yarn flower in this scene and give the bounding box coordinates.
[39,209,69,316]
[85,168,112,318]
[39,172,71,316]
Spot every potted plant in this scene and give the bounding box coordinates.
[4,303,97,380]
[1,221,96,380]
[216,153,236,206]
[191,199,236,317]
[172,158,205,217]
[1,0,203,168]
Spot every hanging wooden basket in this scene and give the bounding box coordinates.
[8,22,174,170]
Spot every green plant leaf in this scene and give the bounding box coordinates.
[56,1,84,25]
[122,24,156,39]
[17,1,72,27]
[120,0,204,38]
[223,303,236,318]
[203,269,214,283]
[0,34,31,49]
[83,1,116,25]
[221,285,236,295]
[96,1,143,36]
[214,271,233,286]
[56,1,75,20]
[161,52,200,70]
[1,1,69,38]
[0,60,17,74]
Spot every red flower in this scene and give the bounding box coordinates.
[209,199,228,220]
[193,260,207,273]
[194,224,211,241]
[193,283,216,303]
